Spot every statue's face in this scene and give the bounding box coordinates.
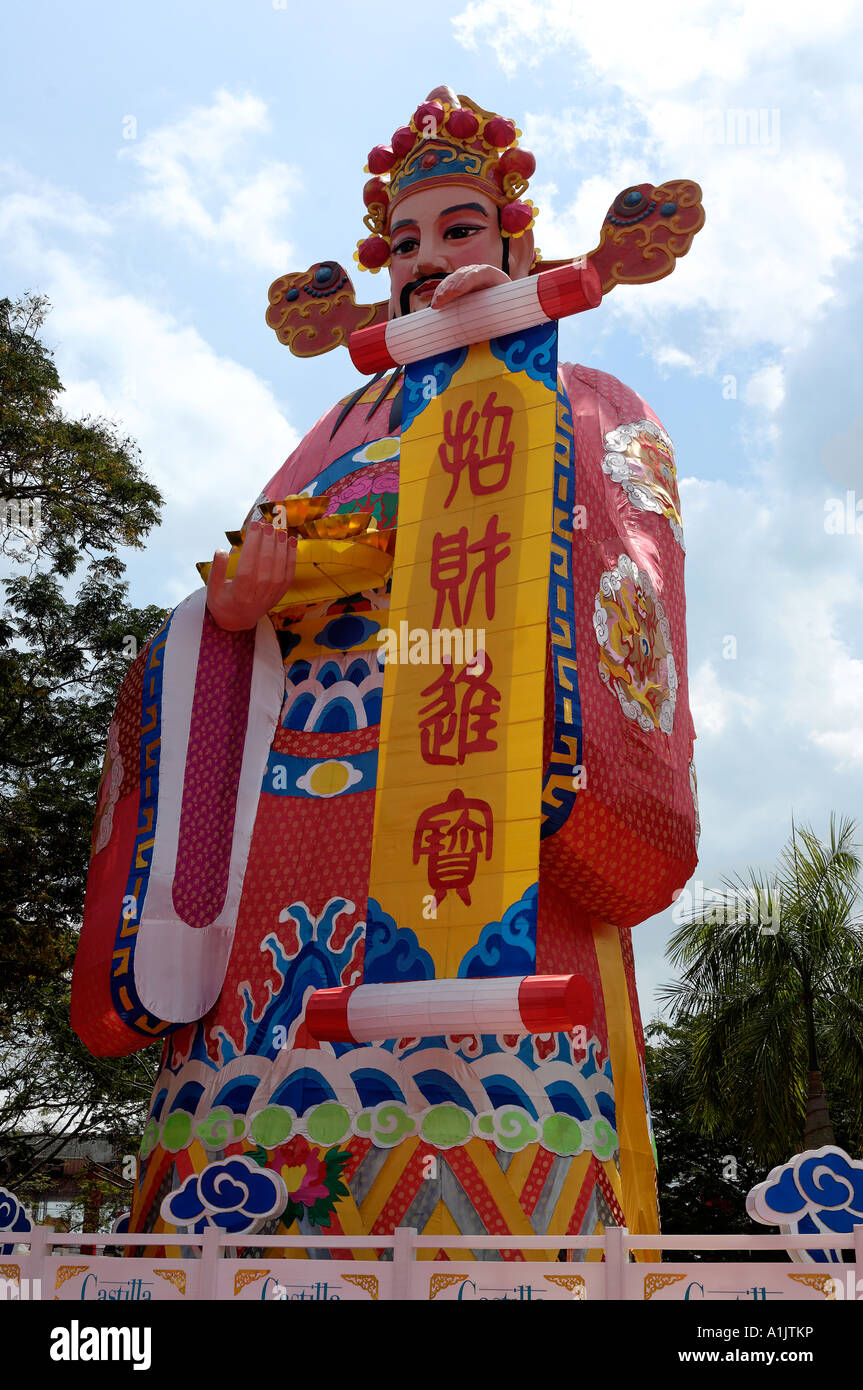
[386,183,533,317]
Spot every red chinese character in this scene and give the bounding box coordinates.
[413,788,494,906]
[429,526,469,627]
[438,392,515,507]
[418,655,501,766]
[430,515,511,628]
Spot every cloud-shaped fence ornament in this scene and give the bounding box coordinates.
[160,1155,287,1234]
[746,1145,863,1265]
[0,1186,33,1256]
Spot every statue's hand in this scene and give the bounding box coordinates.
[430,264,510,308]
[206,521,297,631]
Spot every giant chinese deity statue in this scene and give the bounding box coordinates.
[72,88,703,1255]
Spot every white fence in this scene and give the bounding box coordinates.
[2,1226,862,1301]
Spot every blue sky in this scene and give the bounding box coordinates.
[2,0,862,1021]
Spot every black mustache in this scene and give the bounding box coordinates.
[399,275,445,317]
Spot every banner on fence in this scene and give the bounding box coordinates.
[47,1257,192,1300]
[415,1262,603,1300]
[218,1259,391,1301]
[634,1264,838,1302]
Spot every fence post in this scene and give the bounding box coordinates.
[392,1226,417,1301]
[27,1224,49,1300]
[198,1227,221,1301]
[604,1225,628,1301]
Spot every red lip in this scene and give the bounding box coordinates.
[414,280,442,302]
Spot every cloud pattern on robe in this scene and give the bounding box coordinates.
[0,1186,33,1256]
[161,1155,287,1233]
[746,1146,863,1265]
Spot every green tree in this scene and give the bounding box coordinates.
[0,975,158,1198]
[1,294,161,577]
[0,293,165,1024]
[0,292,165,1191]
[659,815,863,1167]
[645,1021,771,1258]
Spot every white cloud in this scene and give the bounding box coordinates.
[810,728,863,766]
[655,345,698,373]
[819,414,863,493]
[678,471,863,768]
[1,172,299,608]
[0,168,112,241]
[454,0,859,90]
[51,264,297,515]
[689,659,762,735]
[621,141,853,359]
[453,0,863,364]
[528,117,856,368]
[774,577,863,769]
[744,364,785,411]
[122,90,300,271]
[521,109,637,170]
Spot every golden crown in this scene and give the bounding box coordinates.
[355,87,538,273]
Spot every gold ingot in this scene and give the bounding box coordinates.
[259,495,328,528]
[356,526,394,554]
[303,511,372,540]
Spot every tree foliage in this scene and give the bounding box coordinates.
[0,977,158,1202]
[1,294,161,576]
[658,815,863,1167]
[645,1021,769,1256]
[0,293,166,1188]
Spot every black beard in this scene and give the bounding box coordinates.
[399,274,445,317]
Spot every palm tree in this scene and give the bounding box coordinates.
[659,814,863,1166]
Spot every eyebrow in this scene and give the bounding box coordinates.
[439,203,489,218]
[390,203,491,235]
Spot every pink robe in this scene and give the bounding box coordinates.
[72,360,697,1247]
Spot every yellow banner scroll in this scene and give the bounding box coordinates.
[367,330,559,979]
